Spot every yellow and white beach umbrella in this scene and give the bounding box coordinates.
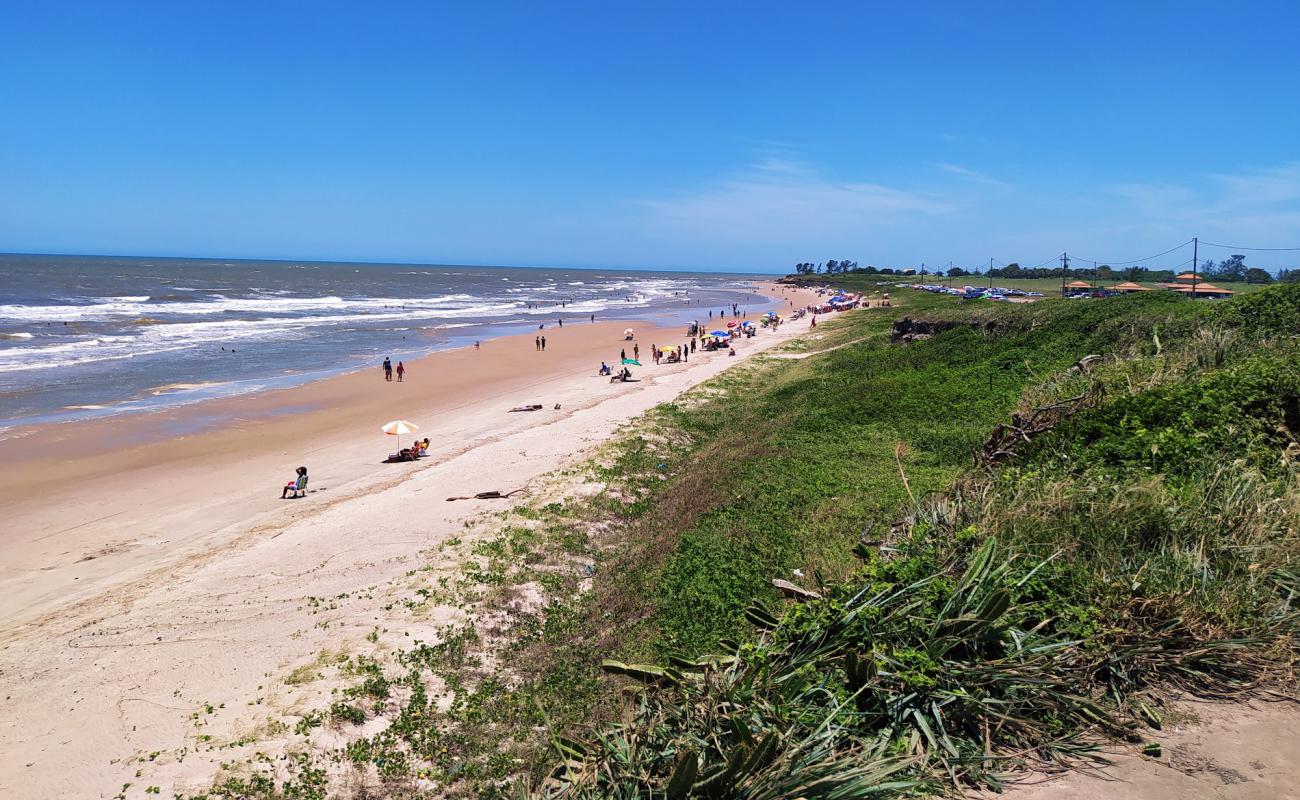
[381,419,419,448]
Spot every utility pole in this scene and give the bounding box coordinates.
[1060,253,1069,297]
[1192,237,1199,296]
[988,257,993,289]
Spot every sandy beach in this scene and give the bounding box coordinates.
[0,281,822,798]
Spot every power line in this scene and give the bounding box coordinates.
[1027,252,1066,270]
[1071,239,1194,266]
[1198,240,1300,252]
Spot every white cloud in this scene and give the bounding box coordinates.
[930,163,1010,188]
[1208,162,1300,209]
[633,159,953,249]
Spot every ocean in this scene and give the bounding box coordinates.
[0,254,769,430]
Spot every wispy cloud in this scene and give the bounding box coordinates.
[930,162,1010,188]
[1106,163,1300,228]
[1209,162,1300,209]
[1088,163,1300,267]
[633,158,953,248]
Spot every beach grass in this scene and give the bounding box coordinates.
[177,284,1300,799]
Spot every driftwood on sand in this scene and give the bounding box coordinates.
[446,487,528,502]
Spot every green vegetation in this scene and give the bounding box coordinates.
[179,284,1300,799]
[543,286,1300,797]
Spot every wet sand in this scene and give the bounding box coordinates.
[0,315,726,627]
[0,281,825,798]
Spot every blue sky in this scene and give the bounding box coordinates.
[3,1,1300,272]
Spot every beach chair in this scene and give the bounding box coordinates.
[288,474,308,498]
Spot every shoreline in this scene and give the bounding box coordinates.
[0,280,823,798]
[0,281,818,630]
[0,281,777,433]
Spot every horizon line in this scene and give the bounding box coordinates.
[0,249,785,276]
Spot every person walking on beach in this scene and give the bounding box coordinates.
[559,318,564,328]
[590,313,595,323]
[620,348,626,361]
[536,336,541,351]
[633,343,639,360]
[541,335,547,351]
[395,361,405,382]
[383,357,393,382]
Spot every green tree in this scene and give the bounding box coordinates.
[1244,267,1274,284]
[1214,255,1248,282]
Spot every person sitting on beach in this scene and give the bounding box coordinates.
[282,466,308,499]
[728,347,736,356]
[599,361,611,375]
[417,437,430,456]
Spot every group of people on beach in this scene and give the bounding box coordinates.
[649,341,693,364]
[286,287,808,501]
[382,357,406,382]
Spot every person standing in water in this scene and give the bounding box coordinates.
[395,361,405,382]
[383,357,393,382]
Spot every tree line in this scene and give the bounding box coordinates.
[794,255,1294,283]
[792,260,860,275]
[986,255,1281,284]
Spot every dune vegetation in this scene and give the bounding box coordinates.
[185,285,1300,799]
[539,286,1300,798]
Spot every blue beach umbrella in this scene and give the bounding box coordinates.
[709,330,729,337]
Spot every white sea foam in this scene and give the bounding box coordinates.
[0,276,720,377]
[0,293,478,322]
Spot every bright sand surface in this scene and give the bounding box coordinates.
[0,281,824,798]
